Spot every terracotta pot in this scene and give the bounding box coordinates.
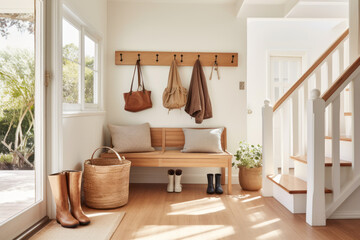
[239,166,262,191]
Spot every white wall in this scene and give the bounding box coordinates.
[62,0,107,170]
[247,19,348,145]
[107,1,247,183]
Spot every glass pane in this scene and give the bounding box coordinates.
[0,2,36,224]
[85,68,96,104]
[62,19,80,62]
[85,36,96,70]
[63,59,80,103]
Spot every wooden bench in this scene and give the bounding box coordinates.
[101,127,233,194]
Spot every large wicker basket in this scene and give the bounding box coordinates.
[83,146,131,209]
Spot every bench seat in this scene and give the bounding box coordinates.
[102,128,233,194]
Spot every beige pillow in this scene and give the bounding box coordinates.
[181,128,224,153]
[108,123,155,153]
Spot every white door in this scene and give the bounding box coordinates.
[0,0,46,239]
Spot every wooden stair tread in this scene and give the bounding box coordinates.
[344,112,352,116]
[267,174,332,194]
[290,155,352,167]
[325,135,352,142]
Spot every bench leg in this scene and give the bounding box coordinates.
[227,159,232,195]
[221,168,225,185]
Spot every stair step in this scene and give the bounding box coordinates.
[344,112,352,116]
[325,135,352,142]
[267,174,332,194]
[290,155,352,167]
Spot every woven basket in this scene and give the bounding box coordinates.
[83,146,131,209]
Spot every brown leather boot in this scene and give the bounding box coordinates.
[66,171,91,225]
[48,172,79,228]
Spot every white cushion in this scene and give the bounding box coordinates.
[181,128,224,153]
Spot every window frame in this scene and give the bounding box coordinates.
[62,6,101,112]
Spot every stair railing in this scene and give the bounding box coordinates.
[307,57,360,226]
[262,29,349,197]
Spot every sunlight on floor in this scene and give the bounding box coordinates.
[251,218,280,229]
[168,197,225,215]
[256,229,282,240]
[242,196,261,203]
[132,225,235,240]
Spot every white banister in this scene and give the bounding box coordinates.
[302,81,309,155]
[331,95,341,199]
[262,100,274,197]
[306,89,326,226]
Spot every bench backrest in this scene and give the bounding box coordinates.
[150,128,227,151]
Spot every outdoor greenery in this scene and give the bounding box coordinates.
[0,49,35,170]
[233,142,262,169]
[62,43,95,104]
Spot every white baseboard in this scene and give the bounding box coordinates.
[329,211,360,219]
[130,173,239,185]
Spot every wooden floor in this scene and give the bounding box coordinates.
[111,183,360,240]
[0,170,35,224]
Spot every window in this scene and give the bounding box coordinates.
[62,10,100,111]
[270,56,302,103]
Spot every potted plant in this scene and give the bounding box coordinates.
[233,142,262,191]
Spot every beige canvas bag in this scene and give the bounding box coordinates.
[162,60,187,110]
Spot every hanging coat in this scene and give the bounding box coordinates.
[185,59,213,124]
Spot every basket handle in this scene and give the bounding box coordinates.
[91,146,124,163]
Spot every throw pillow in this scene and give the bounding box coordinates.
[181,128,224,153]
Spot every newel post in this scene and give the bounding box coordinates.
[306,89,326,226]
[262,99,274,197]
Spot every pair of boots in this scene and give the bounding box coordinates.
[207,173,223,194]
[167,169,182,193]
[48,171,90,228]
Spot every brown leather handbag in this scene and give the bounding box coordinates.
[124,60,152,112]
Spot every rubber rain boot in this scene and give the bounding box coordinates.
[174,169,183,193]
[215,173,223,194]
[167,169,175,192]
[207,174,215,194]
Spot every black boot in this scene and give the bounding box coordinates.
[215,174,223,194]
[207,174,215,194]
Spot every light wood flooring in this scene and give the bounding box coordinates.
[110,183,360,240]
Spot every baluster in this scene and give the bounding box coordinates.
[315,69,321,90]
[262,100,274,197]
[291,92,299,156]
[281,101,290,174]
[306,89,326,226]
[338,44,346,136]
[302,81,309,155]
[331,96,341,199]
[327,58,333,136]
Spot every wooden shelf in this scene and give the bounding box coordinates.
[290,155,352,167]
[267,174,332,194]
[115,51,238,67]
[325,135,352,142]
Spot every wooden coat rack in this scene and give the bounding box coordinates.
[115,51,238,67]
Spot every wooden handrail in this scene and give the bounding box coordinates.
[273,29,349,112]
[322,56,360,102]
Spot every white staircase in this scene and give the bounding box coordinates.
[262,28,360,226]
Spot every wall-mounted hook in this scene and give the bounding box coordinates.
[138,54,141,61]
[174,54,176,60]
[231,55,234,63]
[215,55,218,64]
[156,54,159,62]
[198,55,200,60]
[181,54,183,62]
[120,53,123,62]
